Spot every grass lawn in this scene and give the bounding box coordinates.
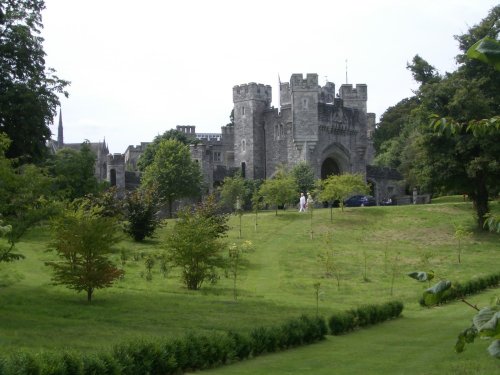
[0,199,499,373]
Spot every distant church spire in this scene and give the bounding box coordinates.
[57,108,63,147]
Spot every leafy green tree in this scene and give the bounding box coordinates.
[137,129,198,171]
[47,141,101,201]
[123,188,160,242]
[46,202,124,303]
[291,162,315,195]
[0,0,69,164]
[257,168,297,215]
[219,173,247,213]
[0,220,21,262]
[141,139,202,217]
[406,54,441,85]
[317,173,369,218]
[373,97,419,156]
[164,197,228,290]
[0,133,58,255]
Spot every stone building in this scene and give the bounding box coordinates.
[54,73,405,203]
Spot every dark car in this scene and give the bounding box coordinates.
[343,195,376,207]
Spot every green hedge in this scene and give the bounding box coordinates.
[419,272,500,307]
[0,315,327,375]
[328,300,404,335]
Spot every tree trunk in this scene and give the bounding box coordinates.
[87,288,93,303]
[473,174,489,230]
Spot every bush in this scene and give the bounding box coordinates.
[419,272,500,306]
[328,301,403,335]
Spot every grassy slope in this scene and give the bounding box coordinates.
[0,200,499,373]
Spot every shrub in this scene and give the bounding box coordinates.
[227,331,252,360]
[328,301,404,335]
[419,272,500,306]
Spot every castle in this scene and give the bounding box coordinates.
[54,73,404,203]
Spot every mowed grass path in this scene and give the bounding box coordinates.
[0,198,499,373]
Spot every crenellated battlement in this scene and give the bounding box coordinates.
[233,82,272,104]
[290,73,319,90]
[339,84,367,101]
[107,153,125,165]
[176,125,196,135]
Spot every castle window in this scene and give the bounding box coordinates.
[241,139,246,152]
[241,162,246,178]
[302,98,308,109]
[213,151,222,162]
[241,106,245,116]
[110,169,116,186]
[279,124,284,136]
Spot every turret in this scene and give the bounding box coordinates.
[232,82,271,179]
[339,84,367,112]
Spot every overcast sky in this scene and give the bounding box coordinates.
[42,0,498,154]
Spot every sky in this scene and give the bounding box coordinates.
[41,0,498,154]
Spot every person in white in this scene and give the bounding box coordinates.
[299,192,306,212]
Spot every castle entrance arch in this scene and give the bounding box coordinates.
[321,158,341,179]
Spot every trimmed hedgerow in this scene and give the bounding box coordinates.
[418,272,500,307]
[0,315,327,375]
[328,300,404,335]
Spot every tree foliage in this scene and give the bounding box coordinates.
[219,173,247,213]
[164,196,228,290]
[137,129,198,172]
[123,188,160,242]
[0,133,58,256]
[373,5,500,230]
[141,139,202,217]
[317,173,369,213]
[257,167,297,215]
[46,142,101,201]
[0,0,69,164]
[290,162,315,195]
[46,202,124,303]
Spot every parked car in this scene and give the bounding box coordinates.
[379,197,395,206]
[343,195,376,207]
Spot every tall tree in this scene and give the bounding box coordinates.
[47,141,101,201]
[46,202,124,303]
[137,129,198,171]
[0,0,69,164]
[141,139,202,217]
[0,132,57,257]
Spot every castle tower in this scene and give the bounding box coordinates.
[290,73,320,157]
[232,82,271,179]
[106,153,125,190]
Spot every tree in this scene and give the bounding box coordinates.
[123,188,160,242]
[374,6,500,230]
[137,129,198,171]
[0,0,69,164]
[47,141,101,201]
[291,162,315,195]
[46,202,124,303]
[317,173,369,219]
[373,97,419,156]
[0,133,58,256]
[406,54,440,85]
[141,139,202,217]
[219,173,247,213]
[164,197,228,290]
[257,168,297,215]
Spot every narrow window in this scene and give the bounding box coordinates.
[241,162,246,178]
[110,169,116,186]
